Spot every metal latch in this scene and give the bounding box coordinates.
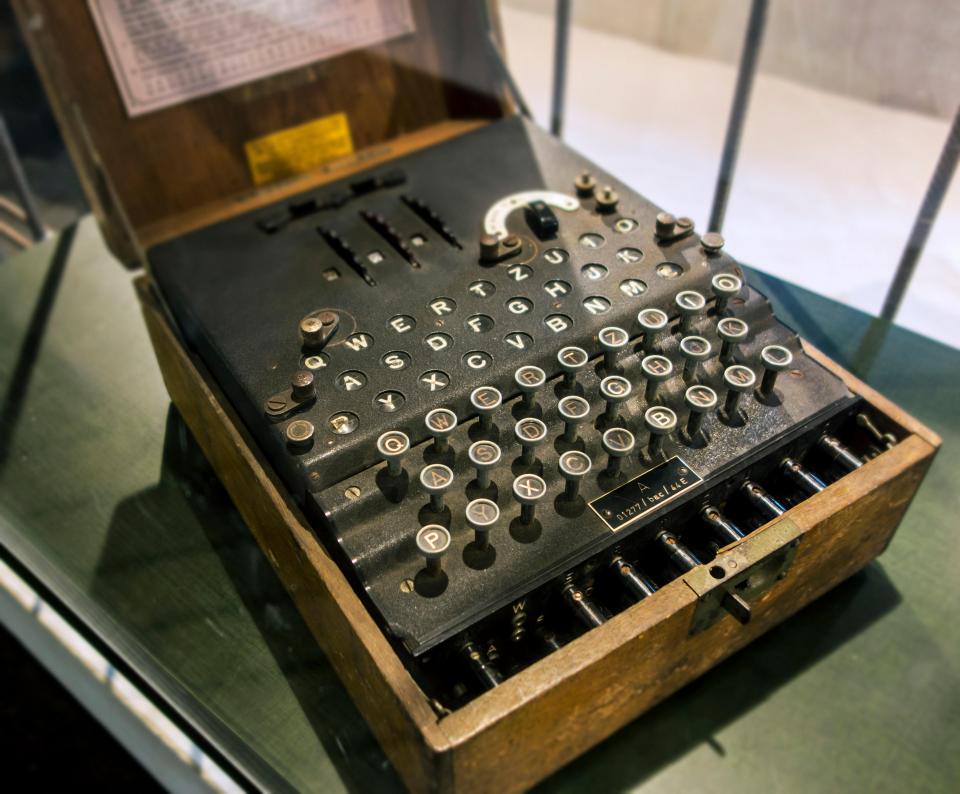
[685,518,803,635]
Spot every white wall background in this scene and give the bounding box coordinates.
[505,0,960,118]
[500,2,960,349]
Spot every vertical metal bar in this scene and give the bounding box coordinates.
[708,0,768,233]
[0,115,45,242]
[880,105,960,322]
[550,0,572,137]
[480,0,532,119]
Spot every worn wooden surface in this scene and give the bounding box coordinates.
[137,278,452,792]
[137,266,938,793]
[14,0,507,263]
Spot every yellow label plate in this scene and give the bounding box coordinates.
[245,113,354,186]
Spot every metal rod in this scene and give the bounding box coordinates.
[708,0,768,233]
[0,115,45,242]
[480,0,532,119]
[880,105,960,322]
[550,0,572,137]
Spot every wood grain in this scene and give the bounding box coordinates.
[14,0,507,263]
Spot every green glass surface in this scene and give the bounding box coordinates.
[0,219,957,792]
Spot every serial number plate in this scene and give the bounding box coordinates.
[589,456,703,532]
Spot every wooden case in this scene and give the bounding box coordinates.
[18,2,940,791]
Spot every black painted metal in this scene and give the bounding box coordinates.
[707,0,768,234]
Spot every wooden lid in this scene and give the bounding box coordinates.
[14,0,509,262]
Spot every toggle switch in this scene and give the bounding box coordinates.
[415,524,451,577]
[558,395,591,444]
[817,434,864,472]
[600,375,632,426]
[468,440,502,491]
[465,498,500,550]
[679,335,712,384]
[717,317,749,364]
[781,457,826,495]
[425,408,458,454]
[514,417,548,466]
[470,386,502,437]
[741,480,785,520]
[637,308,669,353]
[561,582,607,627]
[598,326,630,372]
[420,463,454,513]
[675,290,706,335]
[601,427,635,478]
[700,505,745,545]
[641,354,674,404]
[644,406,677,460]
[376,430,410,478]
[722,364,756,424]
[525,200,560,239]
[609,555,658,600]
[758,345,793,400]
[684,384,718,443]
[558,450,592,502]
[557,346,589,391]
[513,473,547,525]
[514,365,546,414]
[657,530,701,573]
[711,273,742,316]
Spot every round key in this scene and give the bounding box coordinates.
[558,450,592,502]
[514,365,546,412]
[641,354,673,404]
[684,384,718,442]
[759,344,794,399]
[425,408,458,453]
[416,524,451,577]
[557,346,589,390]
[711,273,742,316]
[717,317,749,363]
[598,326,630,372]
[644,406,677,459]
[514,417,548,466]
[285,419,315,449]
[470,386,503,435]
[679,335,712,384]
[512,473,547,525]
[420,463,454,513]
[722,364,757,423]
[637,308,669,353]
[601,427,635,477]
[377,430,410,477]
[597,375,629,425]
[468,440,502,490]
[675,290,706,334]
[558,395,591,443]
[465,498,500,550]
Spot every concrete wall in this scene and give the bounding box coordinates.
[504,0,960,119]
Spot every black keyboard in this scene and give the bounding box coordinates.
[150,116,883,702]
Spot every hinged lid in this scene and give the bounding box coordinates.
[14,0,510,263]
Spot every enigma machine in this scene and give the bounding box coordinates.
[19,0,939,790]
[151,116,875,672]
